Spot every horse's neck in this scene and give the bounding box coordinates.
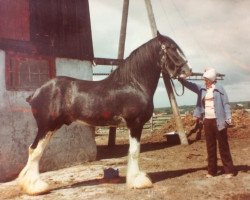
[114,55,161,96]
[135,61,161,96]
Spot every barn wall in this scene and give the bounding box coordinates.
[0,50,97,182]
[29,0,94,60]
[0,0,30,41]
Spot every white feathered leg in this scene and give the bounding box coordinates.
[126,134,153,189]
[18,132,53,195]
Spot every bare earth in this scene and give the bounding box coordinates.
[1,110,249,200]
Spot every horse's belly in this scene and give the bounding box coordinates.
[76,115,127,127]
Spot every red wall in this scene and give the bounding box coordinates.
[0,0,30,41]
[0,0,93,60]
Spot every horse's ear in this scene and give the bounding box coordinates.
[157,30,161,37]
[157,31,164,43]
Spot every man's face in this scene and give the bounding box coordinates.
[204,78,213,88]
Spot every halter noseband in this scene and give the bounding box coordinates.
[159,43,187,78]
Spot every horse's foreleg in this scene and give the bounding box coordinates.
[126,131,153,189]
[18,131,53,195]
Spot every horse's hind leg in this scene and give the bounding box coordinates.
[126,127,153,189]
[18,130,53,195]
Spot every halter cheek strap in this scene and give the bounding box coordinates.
[159,43,188,79]
[158,44,170,74]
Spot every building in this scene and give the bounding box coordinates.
[0,0,97,182]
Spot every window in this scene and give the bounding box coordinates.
[5,52,55,91]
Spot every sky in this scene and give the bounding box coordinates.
[88,0,250,108]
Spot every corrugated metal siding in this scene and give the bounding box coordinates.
[30,0,94,60]
[0,0,30,41]
[0,0,93,60]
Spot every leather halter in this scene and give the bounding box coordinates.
[159,43,187,78]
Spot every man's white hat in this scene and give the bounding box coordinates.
[203,68,217,82]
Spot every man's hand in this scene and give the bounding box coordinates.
[179,74,187,79]
[226,118,232,125]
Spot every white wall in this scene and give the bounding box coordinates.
[56,58,93,80]
[0,51,97,182]
[0,50,6,107]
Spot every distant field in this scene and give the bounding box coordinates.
[155,101,250,114]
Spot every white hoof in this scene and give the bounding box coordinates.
[18,169,50,195]
[127,172,153,189]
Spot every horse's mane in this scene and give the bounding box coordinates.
[107,35,185,84]
[109,37,160,83]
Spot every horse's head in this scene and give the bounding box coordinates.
[157,31,192,78]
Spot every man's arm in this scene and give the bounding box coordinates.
[178,78,201,94]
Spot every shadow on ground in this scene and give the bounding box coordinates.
[97,141,174,160]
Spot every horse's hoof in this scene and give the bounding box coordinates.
[18,177,50,195]
[127,172,153,189]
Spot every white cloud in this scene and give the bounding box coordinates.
[225,81,250,102]
[90,0,250,107]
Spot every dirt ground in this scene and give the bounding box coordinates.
[0,110,250,200]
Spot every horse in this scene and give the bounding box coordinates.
[18,31,192,195]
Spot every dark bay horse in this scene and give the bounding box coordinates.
[18,32,192,195]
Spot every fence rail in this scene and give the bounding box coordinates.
[143,113,171,131]
[96,113,179,134]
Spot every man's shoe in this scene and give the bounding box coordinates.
[224,173,234,179]
[206,174,214,178]
[216,170,224,175]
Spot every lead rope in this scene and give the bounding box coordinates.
[170,78,185,96]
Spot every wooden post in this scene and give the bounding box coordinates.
[118,0,129,59]
[144,0,157,36]
[144,0,188,145]
[108,0,129,146]
[162,74,189,144]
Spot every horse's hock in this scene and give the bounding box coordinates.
[0,55,97,182]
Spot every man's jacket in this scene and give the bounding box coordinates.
[179,78,231,131]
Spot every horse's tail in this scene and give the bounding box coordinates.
[26,89,39,104]
[26,94,34,104]
[26,79,56,105]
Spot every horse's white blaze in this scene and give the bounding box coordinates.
[127,134,153,189]
[18,132,53,195]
